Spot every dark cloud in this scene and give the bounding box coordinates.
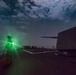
[0,0,76,21]
[3,0,18,9]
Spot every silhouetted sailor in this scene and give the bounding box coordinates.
[5,36,13,65]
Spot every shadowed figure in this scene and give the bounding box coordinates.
[4,36,13,65]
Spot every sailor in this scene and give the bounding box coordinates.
[5,36,13,65]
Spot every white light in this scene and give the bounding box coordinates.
[12,42,15,45]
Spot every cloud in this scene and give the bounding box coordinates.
[0,0,76,21]
[32,0,76,20]
[0,0,9,8]
[15,0,76,20]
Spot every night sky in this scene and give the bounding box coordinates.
[0,0,76,52]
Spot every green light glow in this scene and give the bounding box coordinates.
[1,34,21,53]
[1,39,19,51]
[0,28,25,62]
[1,37,21,60]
